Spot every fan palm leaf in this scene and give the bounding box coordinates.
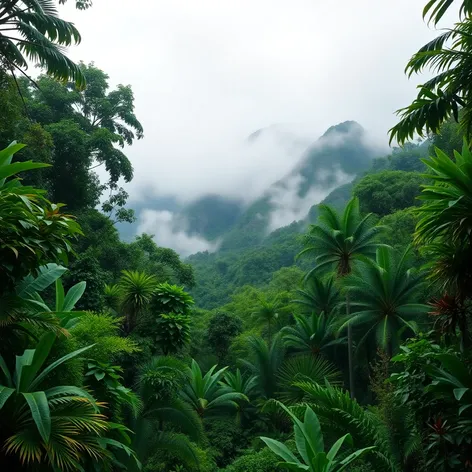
[240,334,285,400]
[277,354,342,404]
[0,335,114,470]
[118,270,157,334]
[282,312,346,356]
[292,381,399,471]
[339,246,427,353]
[293,274,341,317]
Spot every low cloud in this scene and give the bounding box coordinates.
[137,209,219,256]
[129,124,313,205]
[267,166,353,231]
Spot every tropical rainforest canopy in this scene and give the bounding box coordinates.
[1,0,472,471]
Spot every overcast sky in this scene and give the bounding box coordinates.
[60,0,456,207]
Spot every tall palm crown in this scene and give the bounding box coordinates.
[129,356,204,472]
[251,296,281,344]
[281,312,346,356]
[0,0,85,87]
[297,197,382,398]
[298,198,382,278]
[293,274,341,316]
[240,334,285,400]
[340,246,428,352]
[118,270,157,334]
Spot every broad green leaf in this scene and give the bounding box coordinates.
[261,437,301,464]
[15,349,35,392]
[29,344,94,391]
[454,388,469,401]
[23,391,51,443]
[0,386,15,408]
[338,446,376,471]
[55,278,65,312]
[62,281,86,312]
[304,405,324,454]
[294,423,311,464]
[0,161,49,182]
[0,142,25,167]
[17,264,67,299]
[327,434,352,462]
[19,333,56,391]
[0,355,13,387]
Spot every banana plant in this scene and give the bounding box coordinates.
[0,334,107,469]
[17,263,87,330]
[261,401,375,471]
[181,360,248,417]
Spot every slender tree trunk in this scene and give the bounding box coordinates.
[346,293,355,399]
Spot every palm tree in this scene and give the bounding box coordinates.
[222,368,258,399]
[277,354,342,404]
[1,263,86,357]
[221,369,258,424]
[118,270,157,334]
[340,246,428,354]
[293,274,341,316]
[0,335,109,470]
[415,144,472,344]
[297,197,382,398]
[0,0,85,87]
[128,356,204,472]
[281,312,346,357]
[252,295,281,344]
[181,359,248,418]
[389,9,472,143]
[422,0,472,26]
[240,334,285,400]
[103,283,121,314]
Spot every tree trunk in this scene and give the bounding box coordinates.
[268,319,272,346]
[347,293,355,399]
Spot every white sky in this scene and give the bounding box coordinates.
[59,0,456,206]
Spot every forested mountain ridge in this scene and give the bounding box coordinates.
[123,120,381,254]
[187,122,422,309]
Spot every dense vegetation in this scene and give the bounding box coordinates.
[1,0,472,471]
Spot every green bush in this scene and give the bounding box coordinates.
[204,418,248,468]
[223,447,278,472]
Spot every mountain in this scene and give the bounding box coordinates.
[217,120,378,251]
[120,120,381,256]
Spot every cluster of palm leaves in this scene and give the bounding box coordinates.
[0,266,140,470]
[415,143,472,344]
[389,0,472,143]
[0,0,85,87]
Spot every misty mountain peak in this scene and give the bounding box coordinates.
[321,120,364,139]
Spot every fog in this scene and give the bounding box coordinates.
[59,0,456,253]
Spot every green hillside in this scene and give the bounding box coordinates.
[188,140,428,309]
